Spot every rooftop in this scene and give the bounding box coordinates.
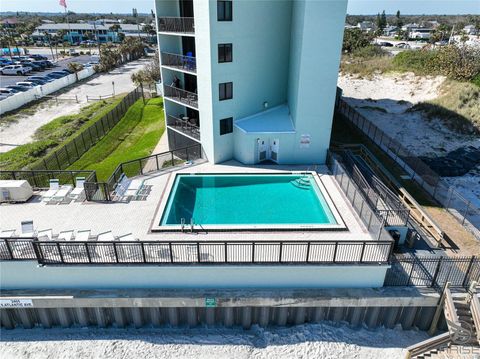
[235,104,295,134]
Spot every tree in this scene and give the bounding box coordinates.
[43,31,55,61]
[57,29,67,54]
[109,24,121,42]
[395,10,403,28]
[67,61,84,81]
[342,28,373,53]
[381,10,387,29]
[131,51,161,85]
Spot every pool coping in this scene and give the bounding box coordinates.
[150,171,347,232]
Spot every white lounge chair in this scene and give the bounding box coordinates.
[124,179,144,200]
[0,229,16,238]
[37,229,53,241]
[42,179,60,202]
[50,185,73,204]
[19,220,35,238]
[117,233,136,241]
[97,231,115,241]
[68,177,86,201]
[75,230,90,242]
[58,230,74,241]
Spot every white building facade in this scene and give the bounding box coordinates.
[155,0,347,165]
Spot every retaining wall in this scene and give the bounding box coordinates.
[0,287,446,330]
[0,67,95,115]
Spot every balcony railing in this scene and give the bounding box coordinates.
[167,115,200,140]
[164,85,198,109]
[157,17,194,34]
[161,52,196,73]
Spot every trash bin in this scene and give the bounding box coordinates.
[388,229,401,248]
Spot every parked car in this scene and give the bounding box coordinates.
[50,71,69,77]
[44,73,65,80]
[28,75,54,83]
[29,54,48,61]
[0,65,31,75]
[0,88,19,95]
[16,81,37,88]
[24,78,47,85]
[0,58,13,66]
[69,48,80,56]
[6,84,30,92]
[18,61,42,71]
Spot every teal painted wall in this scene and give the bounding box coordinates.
[0,262,388,289]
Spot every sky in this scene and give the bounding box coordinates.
[0,0,479,15]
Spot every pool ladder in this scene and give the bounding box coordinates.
[180,218,195,233]
[292,170,311,189]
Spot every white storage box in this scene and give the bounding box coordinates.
[0,180,33,202]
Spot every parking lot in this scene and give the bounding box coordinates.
[0,55,95,88]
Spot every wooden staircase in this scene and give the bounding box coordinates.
[406,282,480,358]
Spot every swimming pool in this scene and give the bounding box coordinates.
[156,173,344,230]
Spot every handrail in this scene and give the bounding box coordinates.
[167,115,200,140]
[444,283,461,329]
[405,332,450,359]
[157,17,194,34]
[161,52,196,73]
[470,283,480,344]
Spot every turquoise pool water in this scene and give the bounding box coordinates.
[160,174,337,226]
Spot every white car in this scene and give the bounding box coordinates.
[0,94,10,100]
[16,81,37,88]
[0,64,31,75]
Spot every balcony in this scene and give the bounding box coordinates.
[161,52,196,73]
[157,17,194,35]
[164,85,198,109]
[167,114,200,140]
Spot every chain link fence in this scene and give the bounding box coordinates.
[336,95,480,239]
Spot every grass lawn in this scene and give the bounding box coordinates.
[0,97,125,170]
[68,97,165,181]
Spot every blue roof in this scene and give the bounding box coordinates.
[234,104,295,134]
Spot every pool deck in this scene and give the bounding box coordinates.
[0,161,374,242]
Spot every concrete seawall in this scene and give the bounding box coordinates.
[0,287,448,331]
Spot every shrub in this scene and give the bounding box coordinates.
[352,45,387,58]
[430,45,480,81]
[392,50,436,74]
[472,73,480,88]
[343,28,374,53]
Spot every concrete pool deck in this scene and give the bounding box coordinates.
[0,161,374,242]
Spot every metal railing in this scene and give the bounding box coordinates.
[336,95,480,239]
[161,52,196,73]
[327,152,393,242]
[384,255,480,289]
[106,144,202,192]
[157,17,194,34]
[0,238,393,265]
[163,85,198,108]
[167,115,200,140]
[0,169,96,190]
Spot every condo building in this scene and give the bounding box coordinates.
[156,0,347,164]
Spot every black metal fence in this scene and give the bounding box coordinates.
[327,153,393,241]
[157,17,195,34]
[385,255,480,289]
[106,144,202,192]
[0,239,393,265]
[337,149,410,226]
[30,86,145,172]
[336,96,480,238]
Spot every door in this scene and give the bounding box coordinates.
[257,139,267,163]
[270,139,279,163]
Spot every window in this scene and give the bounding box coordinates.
[217,0,232,21]
[220,117,233,135]
[219,82,233,101]
[218,43,232,63]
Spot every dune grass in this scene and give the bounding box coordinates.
[411,80,480,134]
[0,97,125,170]
[68,97,165,181]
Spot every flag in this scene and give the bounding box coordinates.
[59,0,67,8]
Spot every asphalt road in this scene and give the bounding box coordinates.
[0,55,95,88]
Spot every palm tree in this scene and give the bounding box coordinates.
[57,29,67,56]
[67,61,84,81]
[109,24,121,43]
[43,31,55,61]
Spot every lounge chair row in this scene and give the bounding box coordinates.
[0,223,136,242]
[113,174,145,201]
[42,177,85,203]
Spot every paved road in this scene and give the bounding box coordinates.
[0,55,95,88]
